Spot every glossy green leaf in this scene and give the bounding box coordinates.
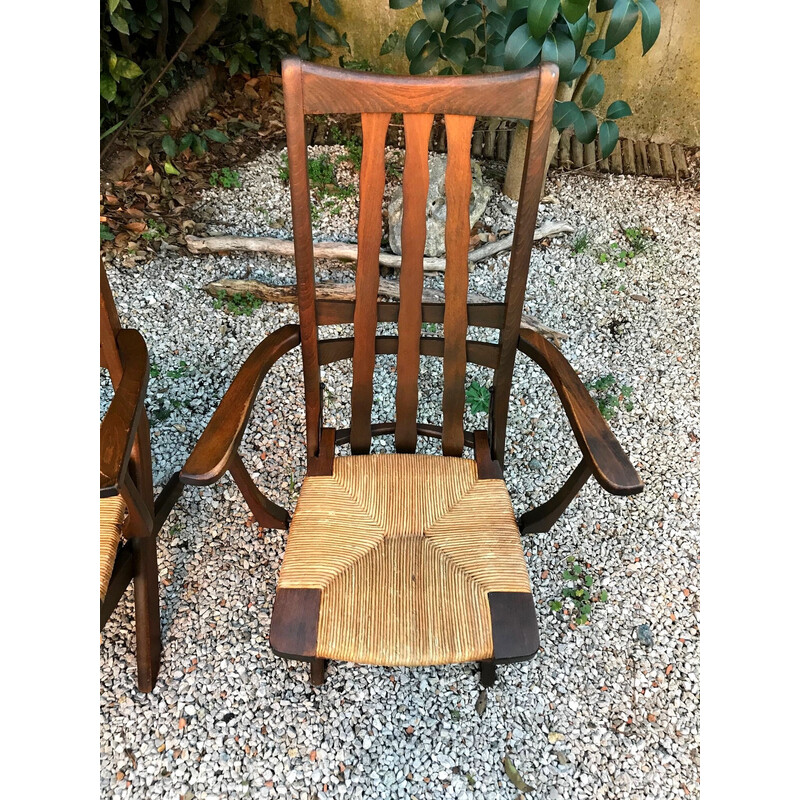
[573,109,597,143]
[110,12,129,35]
[442,36,468,66]
[409,41,440,74]
[552,100,581,131]
[447,3,483,36]
[598,119,619,158]
[580,73,605,108]
[109,0,120,12]
[439,65,454,75]
[405,19,433,60]
[312,19,340,44]
[423,0,445,31]
[164,161,180,176]
[174,7,193,34]
[542,29,575,77]
[565,55,587,82]
[504,23,544,70]
[565,12,588,50]
[587,39,615,60]
[638,0,661,55]
[605,99,632,119]
[380,30,401,55]
[161,134,177,158]
[100,74,117,102]
[605,0,639,52]
[527,0,560,39]
[596,0,615,10]
[486,38,505,66]
[115,57,143,79]
[463,56,485,74]
[389,0,418,7]
[560,0,589,24]
[319,0,341,16]
[203,129,229,143]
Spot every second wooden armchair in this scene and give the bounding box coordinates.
[181,58,643,687]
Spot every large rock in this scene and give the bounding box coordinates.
[387,153,492,257]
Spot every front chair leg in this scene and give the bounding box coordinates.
[479,660,497,687]
[228,452,290,530]
[518,457,592,535]
[310,658,327,686]
[132,535,161,692]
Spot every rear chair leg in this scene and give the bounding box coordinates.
[132,535,161,692]
[479,660,497,687]
[310,658,327,686]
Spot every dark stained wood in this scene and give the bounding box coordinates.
[310,658,327,686]
[307,427,335,477]
[479,660,497,687]
[100,541,134,628]
[491,66,558,467]
[318,335,499,369]
[132,534,160,692]
[270,588,321,660]
[180,324,301,484]
[298,58,548,118]
[489,592,540,662]
[316,299,507,328]
[283,59,323,460]
[517,329,643,495]
[474,430,503,480]
[350,112,391,455]
[100,260,123,386]
[100,329,149,497]
[441,114,475,457]
[228,452,290,530]
[334,423,475,450]
[395,112,434,453]
[519,457,592,534]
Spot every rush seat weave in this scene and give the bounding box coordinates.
[274,454,533,666]
[100,495,126,603]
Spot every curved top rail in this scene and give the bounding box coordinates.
[283,57,558,119]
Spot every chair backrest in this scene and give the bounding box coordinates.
[282,58,558,464]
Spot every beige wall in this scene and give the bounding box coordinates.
[258,0,698,146]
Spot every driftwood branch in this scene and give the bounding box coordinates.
[185,221,574,271]
[204,277,568,345]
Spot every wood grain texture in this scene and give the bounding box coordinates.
[488,592,540,662]
[491,66,558,466]
[442,114,475,457]
[180,324,301,484]
[296,58,552,119]
[517,329,642,495]
[283,58,322,459]
[395,113,434,453]
[229,452,290,530]
[270,588,321,660]
[350,112,391,455]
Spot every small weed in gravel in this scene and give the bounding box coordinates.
[571,231,590,254]
[213,291,262,317]
[141,219,167,240]
[209,167,241,189]
[550,556,608,625]
[584,374,634,419]
[465,380,491,414]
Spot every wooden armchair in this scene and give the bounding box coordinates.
[100,263,183,692]
[181,59,642,687]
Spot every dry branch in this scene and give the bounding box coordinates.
[204,277,568,345]
[185,220,574,271]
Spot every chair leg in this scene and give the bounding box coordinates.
[310,658,327,686]
[132,535,161,692]
[479,660,497,687]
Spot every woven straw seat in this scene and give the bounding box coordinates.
[100,495,126,603]
[273,454,534,666]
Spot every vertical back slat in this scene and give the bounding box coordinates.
[395,113,434,453]
[441,114,476,457]
[350,112,391,454]
[283,59,323,460]
[491,66,558,466]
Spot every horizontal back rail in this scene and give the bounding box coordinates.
[315,300,508,328]
[334,422,476,450]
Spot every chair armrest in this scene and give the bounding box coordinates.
[100,329,149,498]
[181,324,302,485]
[516,329,643,495]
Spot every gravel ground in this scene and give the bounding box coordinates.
[100,147,699,800]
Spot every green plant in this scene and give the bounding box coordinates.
[597,240,633,268]
[101,223,115,242]
[141,219,168,240]
[278,152,290,182]
[307,153,357,200]
[422,322,437,332]
[584,373,633,419]
[550,555,607,625]
[330,125,363,170]
[166,360,191,379]
[213,291,263,316]
[571,231,589,254]
[390,0,662,186]
[161,126,230,160]
[466,380,491,414]
[209,167,242,188]
[291,0,349,61]
[150,362,161,378]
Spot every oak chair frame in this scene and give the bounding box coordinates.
[101,263,183,692]
[181,59,642,686]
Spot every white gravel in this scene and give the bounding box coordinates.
[101,147,699,800]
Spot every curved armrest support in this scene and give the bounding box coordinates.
[100,329,149,497]
[181,324,302,485]
[517,329,643,495]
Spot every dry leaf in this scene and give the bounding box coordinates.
[503,756,534,793]
[125,221,147,234]
[476,689,487,717]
